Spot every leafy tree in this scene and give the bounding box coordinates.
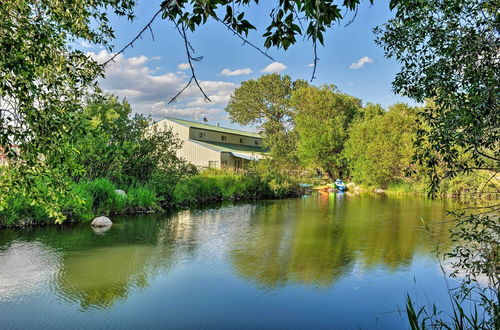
[292,85,361,179]
[375,0,499,194]
[161,0,372,50]
[344,103,419,188]
[226,74,307,165]
[0,0,135,223]
[76,95,193,203]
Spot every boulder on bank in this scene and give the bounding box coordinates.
[91,216,112,227]
[115,189,126,197]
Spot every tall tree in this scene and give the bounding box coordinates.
[226,74,307,164]
[343,103,419,188]
[0,0,135,222]
[375,0,499,194]
[376,2,499,323]
[292,85,361,179]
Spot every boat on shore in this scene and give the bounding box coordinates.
[334,179,347,191]
[312,179,348,193]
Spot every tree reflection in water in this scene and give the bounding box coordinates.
[0,194,455,311]
[231,193,453,289]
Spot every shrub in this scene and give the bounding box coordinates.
[126,185,158,210]
[172,169,301,207]
[80,178,126,215]
[60,182,93,222]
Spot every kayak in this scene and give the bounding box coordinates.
[335,179,347,191]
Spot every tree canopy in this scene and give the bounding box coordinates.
[344,103,419,188]
[375,0,500,194]
[292,85,361,178]
[226,73,307,164]
[0,0,135,221]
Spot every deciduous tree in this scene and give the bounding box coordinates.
[343,103,419,188]
[292,85,360,179]
[226,74,307,165]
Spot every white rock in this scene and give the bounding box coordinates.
[115,189,126,197]
[91,216,112,227]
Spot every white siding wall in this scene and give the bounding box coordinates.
[154,119,222,168]
[190,128,263,146]
[178,140,221,168]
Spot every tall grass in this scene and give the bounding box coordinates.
[173,169,300,207]
[80,178,127,215]
[126,185,158,210]
[405,292,492,329]
[1,170,302,226]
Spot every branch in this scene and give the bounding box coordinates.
[479,171,500,194]
[101,6,165,67]
[310,5,321,82]
[343,6,359,27]
[213,16,275,62]
[169,22,210,104]
[475,146,500,162]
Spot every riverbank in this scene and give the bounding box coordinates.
[0,170,303,228]
[342,172,500,200]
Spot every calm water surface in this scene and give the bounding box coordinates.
[0,193,460,329]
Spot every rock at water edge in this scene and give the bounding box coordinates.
[91,216,112,227]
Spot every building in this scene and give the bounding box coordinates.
[153,117,267,169]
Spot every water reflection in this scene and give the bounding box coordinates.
[230,194,453,288]
[0,194,455,312]
[0,240,61,302]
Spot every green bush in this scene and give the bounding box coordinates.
[80,178,126,215]
[0,194,45,226]
[173,169,300,207]
[126,185,158,210]
[173,176,223,206]
[60,182,93,222]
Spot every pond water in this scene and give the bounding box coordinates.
[0,193,460,329]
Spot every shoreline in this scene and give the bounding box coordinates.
[3,189,497,229]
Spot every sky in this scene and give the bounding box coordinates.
[78,1,415,129]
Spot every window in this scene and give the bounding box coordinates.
[208,161,218,168]
[221,135,227,141]
[239,138,244,143]
[198,132,206,139]
[254,140,259,145]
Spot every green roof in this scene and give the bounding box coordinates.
[165,117,262,138]
[190,139,268,154]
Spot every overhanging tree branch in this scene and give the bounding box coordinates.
[169,22,211,104]
[102,7,165,67]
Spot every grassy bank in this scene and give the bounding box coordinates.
[0,178,160,227]
[173,169,301,206]
[344,171,499,200]
[0,170,302,227]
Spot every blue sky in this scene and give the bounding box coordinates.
[80,1,415,129]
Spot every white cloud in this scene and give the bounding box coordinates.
[220,68,253,76]
[307,63,314,67]
[151,104,223,118]
[79,41,92,48]
[260,62,287,73]
[184,81,237,107]
[349,56,374,69]
[177,63,190,70]
[88,51,238,119]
